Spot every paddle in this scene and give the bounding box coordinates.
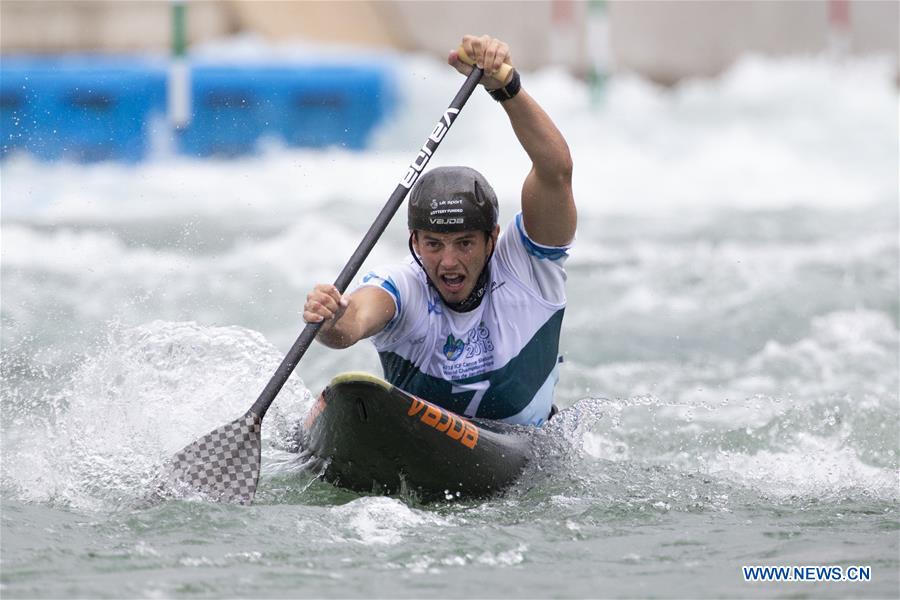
[161,66,486,505]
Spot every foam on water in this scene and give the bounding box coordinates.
[0,46,897,597]
[328,496,454,546]
[707,433,898,501]
[571,308,898,502]
[1,321,314,510]
[2,53,895,224]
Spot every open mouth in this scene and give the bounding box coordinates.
[440,274,466,292]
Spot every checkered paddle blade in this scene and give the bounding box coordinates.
[166,412,262,505]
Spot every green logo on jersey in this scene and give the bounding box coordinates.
[443,333,465,361]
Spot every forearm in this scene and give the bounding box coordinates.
[304,285,365,349]
[449,34,576,246]
[315,318,361,349]
[502,89,573,183]
[307,286,395,350]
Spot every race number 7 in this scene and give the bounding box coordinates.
[454,380,491,417]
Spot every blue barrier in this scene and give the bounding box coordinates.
[180,64,392,156]
[0,56,394,161]
[0,56,167,162]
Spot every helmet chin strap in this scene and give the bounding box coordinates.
[408,232,494,313]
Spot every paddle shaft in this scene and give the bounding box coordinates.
[250,67,485,419]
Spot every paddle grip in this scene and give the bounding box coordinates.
[250,67,485,420]
[456,45,513,85]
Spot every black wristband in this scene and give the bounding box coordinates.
[488,69,521,102]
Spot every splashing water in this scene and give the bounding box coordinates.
[2,321,314,510]
[1,49,897,597]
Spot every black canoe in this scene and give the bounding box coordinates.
[298,372,532,501]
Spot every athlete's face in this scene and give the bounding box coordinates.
[412,226,499,304]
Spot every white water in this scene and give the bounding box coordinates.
[1,48,897,598]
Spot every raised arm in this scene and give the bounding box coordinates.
[303,284,395,349]
[450,35,576,246]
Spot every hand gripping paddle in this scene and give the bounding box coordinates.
[456,45,513,85]
[161,66,486,505]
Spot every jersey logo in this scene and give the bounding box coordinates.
[443,333,465,361]
[441,322,494,371]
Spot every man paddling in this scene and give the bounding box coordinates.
[303,34,576,426]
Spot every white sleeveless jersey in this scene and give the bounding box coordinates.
[358,213,570,426]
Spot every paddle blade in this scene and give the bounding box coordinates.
[164,411,262,505]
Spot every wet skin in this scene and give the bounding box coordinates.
[412,229,497,305]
